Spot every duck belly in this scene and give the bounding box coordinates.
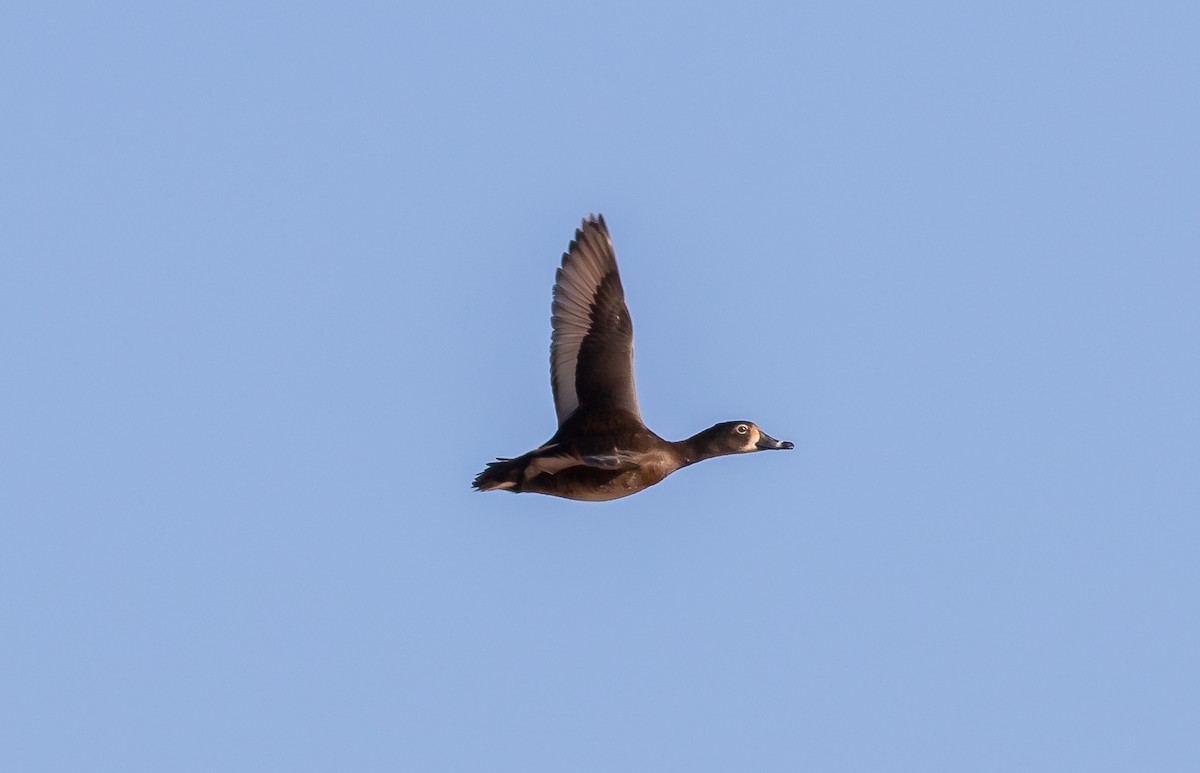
[525,466,669,501]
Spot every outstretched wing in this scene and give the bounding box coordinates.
[549,215,641,426]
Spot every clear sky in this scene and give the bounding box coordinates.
[3,2,1198,771]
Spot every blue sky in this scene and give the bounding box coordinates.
[3,2,1198,770]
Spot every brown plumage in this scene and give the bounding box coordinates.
[473,215,793,501]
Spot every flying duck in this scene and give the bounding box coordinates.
[473,214,793,501]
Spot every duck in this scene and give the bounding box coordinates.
[473,214,793,501]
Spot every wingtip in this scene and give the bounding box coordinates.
[577,214,611,251]
[564,215,612,267]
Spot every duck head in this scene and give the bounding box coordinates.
[683,420,794,462]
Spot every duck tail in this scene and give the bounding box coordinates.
[472,457,523,493]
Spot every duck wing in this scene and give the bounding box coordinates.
[550,215,641,426]
[527,450,640,476]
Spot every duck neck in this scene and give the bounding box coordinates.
[673,432,716,467]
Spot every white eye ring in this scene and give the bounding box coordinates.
[736,424,749,434]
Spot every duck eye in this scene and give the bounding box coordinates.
[736,424,749,434]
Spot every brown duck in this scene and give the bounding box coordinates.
[473,215,793,501]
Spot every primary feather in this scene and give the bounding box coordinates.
[549,214,641,425]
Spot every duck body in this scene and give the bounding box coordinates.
[475,408,678,501]
[473,215,793,502]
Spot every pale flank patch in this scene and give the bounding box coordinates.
[524,454,582,479]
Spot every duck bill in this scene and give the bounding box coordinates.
[756,431,794,450]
